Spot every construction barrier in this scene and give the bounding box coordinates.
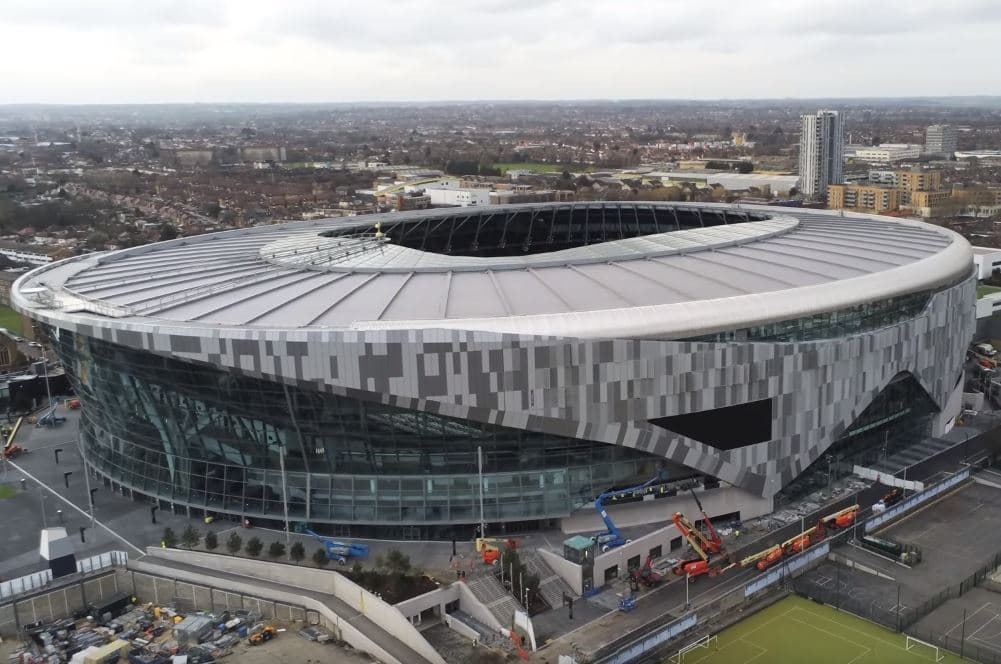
[0,550,129,602]
[744,542,830,597]
[853,465,925,492]
[600,613,699,664]
[865,468,970,533]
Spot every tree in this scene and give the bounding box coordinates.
[181,524,201,549]
[226,532,243,554]
[268,541,286,559]
[204,531,218,551]
[158,223,178,241]
[245,536,263,557]
[312,547,330,567]
[384,549,412,576]
[162,527,177,548]
[290,541,305,564]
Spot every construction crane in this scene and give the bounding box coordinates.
[305,530,370,565]
[671,489,729,579]
[592,474,667,552]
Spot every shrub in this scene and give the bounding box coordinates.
[312,547,330,567]
[204,531,218,551]
[226,532,243,554]
[181,524,201,549]
[161,527,177,548]
[268,541,286,559]
[384,549,412,576]
[290,541,305,563]
[245,537,263,557]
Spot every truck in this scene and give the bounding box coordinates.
[858,534,922,565]
[971,342,999,368]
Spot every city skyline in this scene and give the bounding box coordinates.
[3,0,1001,104]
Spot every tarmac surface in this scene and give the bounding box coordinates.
[910,586,1001,662]
[828,480,1001,610]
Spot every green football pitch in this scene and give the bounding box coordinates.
[673,595,961,664]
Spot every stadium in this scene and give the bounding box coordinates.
[11,202,975,539]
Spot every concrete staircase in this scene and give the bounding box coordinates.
[869,437,958,475]
[520,549,577,610]
[465,573,522,627]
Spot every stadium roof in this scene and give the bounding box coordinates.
[13,203,972,339]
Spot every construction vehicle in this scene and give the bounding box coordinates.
[3,444,25,459]
[475,537,519,565]
[858,534,922,565]
[739,545,785,572]
[591,473,668,552]
[629,556,664,588]
[820,504,859,530]
[873,488,903,513]
[248,625,277,646]
[305,529,370,565]
[739,504,859,573]
[2,417,22,457]
[671,489,730,579]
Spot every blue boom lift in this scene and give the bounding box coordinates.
[306,529,370,565]
[593,471,669,552]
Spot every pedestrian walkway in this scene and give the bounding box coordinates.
[465,573,521,627]
[520,549,577,610]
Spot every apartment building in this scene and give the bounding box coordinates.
[828,184,900,213]
[798,110,844,199]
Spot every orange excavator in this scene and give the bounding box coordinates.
[671,489,730,579]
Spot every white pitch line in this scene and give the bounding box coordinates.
[786,615,872,660]
[943,601,993,638]
[6,458,144,556]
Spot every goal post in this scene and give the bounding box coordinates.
[905,635,944,662]
[669,634,718,663]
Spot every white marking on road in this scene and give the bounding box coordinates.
[5,458,145,556]
[943,601,993,637]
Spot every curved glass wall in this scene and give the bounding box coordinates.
[682,289,933,343]
[48,327,669,535]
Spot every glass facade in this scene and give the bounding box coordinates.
[682,290,933,343]
[774,372,939,507]
[48,327,669,537]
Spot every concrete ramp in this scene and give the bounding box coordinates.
[135,548,442,664]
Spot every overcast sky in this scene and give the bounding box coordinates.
[3,0,1000,104]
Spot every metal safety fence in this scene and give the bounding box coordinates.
[0,551,128,602]
[596,468,978,664]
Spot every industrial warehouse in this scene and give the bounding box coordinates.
[10,202,976,540]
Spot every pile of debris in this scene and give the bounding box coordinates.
[4,593,327,664]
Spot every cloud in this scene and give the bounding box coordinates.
[0,0,997,103]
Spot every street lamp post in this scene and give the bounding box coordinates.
[42,357,52,409]
[78,432,96,527]
[278,444,291,552]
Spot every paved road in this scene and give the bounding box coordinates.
[0,406,233,579]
